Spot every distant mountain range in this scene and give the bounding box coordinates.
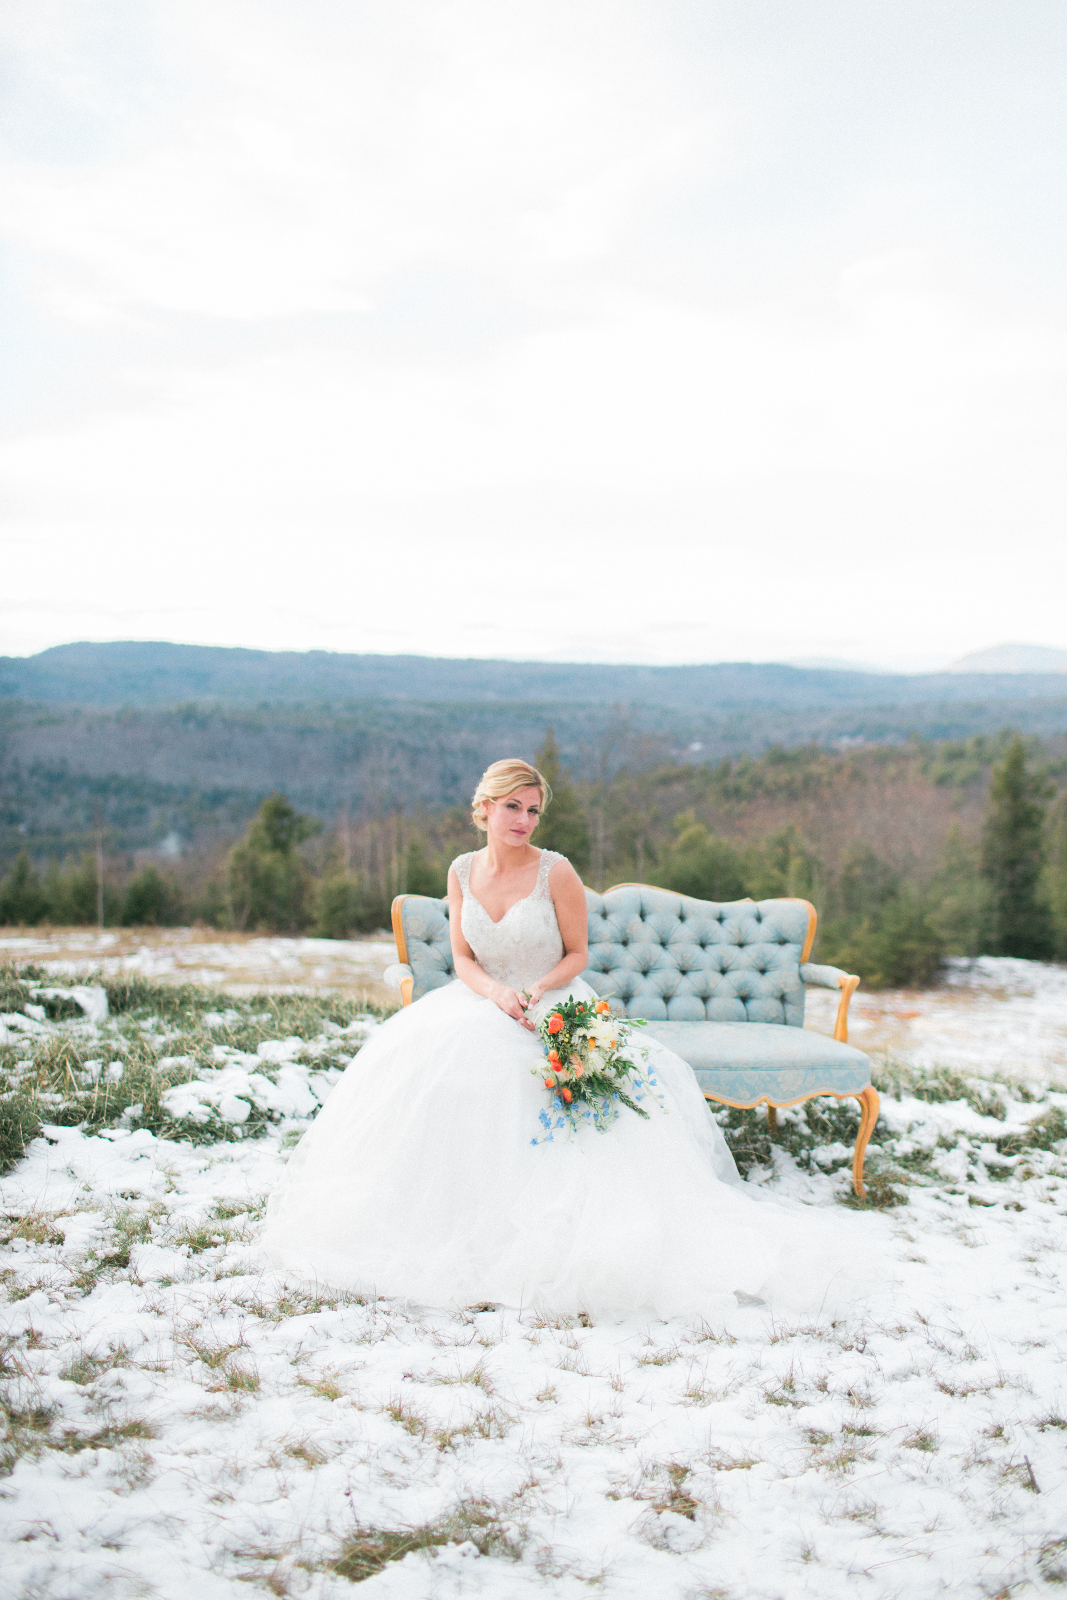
[3,640,1067,863]
[946,643,1067,674]
[5,639,1067,710]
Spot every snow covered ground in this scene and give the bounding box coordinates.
[2,957,1067,1597]
[0,928,398,1004]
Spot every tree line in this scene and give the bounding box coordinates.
[2,730,1066,987]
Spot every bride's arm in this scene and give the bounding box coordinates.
[524,860,589,1009]
[447,865,534,1028]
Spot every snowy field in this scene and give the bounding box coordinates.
[1,955,1067,1597]
[0,928,399,1005]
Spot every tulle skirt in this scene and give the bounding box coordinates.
[262,980,867,1319]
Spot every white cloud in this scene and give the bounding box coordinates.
[1,1,1065,664]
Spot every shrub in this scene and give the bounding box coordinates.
[122,866,184,926]
[652,816,746,902]
[821,892,944,988]
[0,853,47,925]
[312,873,364,938]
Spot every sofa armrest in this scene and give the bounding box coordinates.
[383,963,414,1007]
[800,963,861,1044]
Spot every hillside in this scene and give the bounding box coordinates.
[3,642,1067,867]
[7,639,1067,712]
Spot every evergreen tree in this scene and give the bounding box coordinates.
[1042,791,1067,959]
[122,865,183,926]
[980,737,1053,958]
[534,730,591,868]
[0,852,47,925]
[825,889,944,988]
[929,824,993,957]
[404,835,447,897]
[652,814,746,902]
[742,825,820,902]
[227,793,320,931]
[311,873,364,938]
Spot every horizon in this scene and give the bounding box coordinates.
[5,634,1067,680]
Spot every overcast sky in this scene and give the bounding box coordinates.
[2,0,1065,669]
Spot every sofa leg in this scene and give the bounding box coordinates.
[766,1104,778,1133]
[852,1086,880,1198]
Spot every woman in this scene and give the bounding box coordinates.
[263,758,861,1319]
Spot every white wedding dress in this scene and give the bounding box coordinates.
[263,849,863,1318]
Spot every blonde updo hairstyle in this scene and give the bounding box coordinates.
[471,758,552,834]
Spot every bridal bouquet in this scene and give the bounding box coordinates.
[527,996,659,1143]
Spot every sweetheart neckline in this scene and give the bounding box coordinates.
[466,886,542,927]
[463,849,552,926]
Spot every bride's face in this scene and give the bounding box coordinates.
[485,786,543,849]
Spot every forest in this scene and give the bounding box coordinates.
[2,728,1066,987]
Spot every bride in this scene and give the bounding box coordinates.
[263,758,863,1319]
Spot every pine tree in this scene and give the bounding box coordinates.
[929,824,992,957]
[122,866,183,926]
[227,794,320,931]
[0,852,47,925]
[652,814,746,902]
[1043,791,1067,959]
[980,736,1053,958]
[534,730,591,868]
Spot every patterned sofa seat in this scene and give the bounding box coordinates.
[388,884,879,1197]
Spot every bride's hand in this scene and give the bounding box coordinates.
[491,984,535,1029]
[524,982,548,1010]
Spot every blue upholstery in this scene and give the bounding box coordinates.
[393,883,871,1109]
[642,1021,870,1107]
[585,886,809,1024]
[396,895,454,996]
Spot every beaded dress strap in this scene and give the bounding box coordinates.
[452,853,474,895]
[534,849,561,899]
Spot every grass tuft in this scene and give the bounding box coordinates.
[333,1499,523,1582]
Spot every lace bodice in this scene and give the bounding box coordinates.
[453,849,566,991]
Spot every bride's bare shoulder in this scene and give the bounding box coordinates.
[545,853,584,890]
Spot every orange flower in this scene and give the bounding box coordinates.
[595,1000,610,1014]
[543,1078,556,1089]
[547,1014,564,1034]
[560,1086,573,1103]
[547,1050,560,1065]
[571,1061,584,1078]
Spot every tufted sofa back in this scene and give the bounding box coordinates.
[585,886,813,1026]
[393,883,817,1026]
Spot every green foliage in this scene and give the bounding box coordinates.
[821,890,944,989]
[312,873,365,938]
[534,730,591,868]
[122,865,183,926]
[227,793,320,932]
[0,962,391,1156]
[650,814,745,902]
[928,825,993,957]
[404,836,447,897]
[1043,792,1067,959]
[0,1095,41,1175]
[981,737,1054,958]
[0,853,47,925]
[742,826,820,902]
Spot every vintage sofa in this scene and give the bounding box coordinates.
[388,883,879,1197]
